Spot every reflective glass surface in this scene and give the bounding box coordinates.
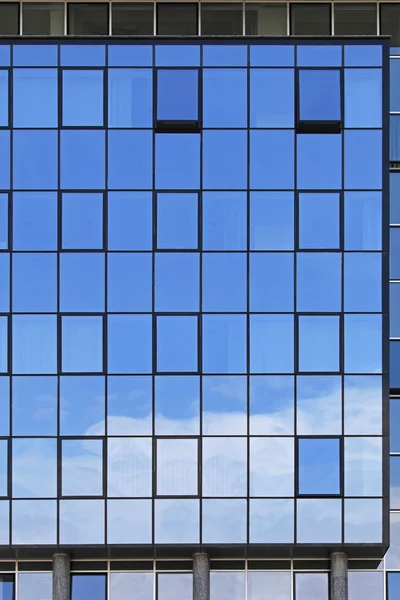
[0,39,385,552]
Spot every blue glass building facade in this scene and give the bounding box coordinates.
[0,36,389,600]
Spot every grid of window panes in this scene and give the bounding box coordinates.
[0,40,386,549]
[0,560,394,600]
[1,1,400,41]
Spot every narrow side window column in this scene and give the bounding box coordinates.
[330,552,348,600]
[53,553,70,600]
[193,553,210,600]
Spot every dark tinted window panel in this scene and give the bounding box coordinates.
[157,3,198,35]
[245,3,286,35]
[290,4,331,35]
[201,3,243,35]
[334,3,377,35]
[381,4,400,47]
[112,3,153,35]
[0,4,18,35]
[67,3,109,35]
[22,3,64,35]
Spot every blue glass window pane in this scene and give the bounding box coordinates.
[391,173,400,224]
[14,130,56,190]
[391,59,400,111]
[250,253,293,312]
[391,284,400,337]
[250,315,294,374]
[299,70,341,121]
[0,378,9,436]
[344,192,382,250]
[12,376,57,436]
[250,69,294,127]
[391,343,400,388]
[203,375,247,435]
[60,254,104,313]
[108,130,152,190]
[391,456,400,508]
[299,316,340,373]
[14,45,57,66]
[0,317,6,373]
[203,130,247,189]
[61,45,106,66]
[155,45,200,67]
[344,45,382,66]
[60,376,105,436]
[61,130,105,190]
[156,134,200,189]
[202,498,247,544]
[59,499,104,544]
[157,316,198,373]
[71,575,106,600]
[250,192,294,250]
[250,130,294,190]
[158,193,198,250]
[13,253,57,312]
[0,441,7,495]
[62,193,103,250]
[0,46,10,67]
[345,314,382,374]
[108,45,152,67]
[203,315,246,374]
[297,375,342,435]
[388,573,400,600]
[298,438,340,495]
[62,316,103,374]
[203,45,247,67]
[391,400,400,451]
[344,375,382,436]
[13,438,56,498]
[107,376,152,436]
[0,254,8,312]
[13,69,57,128]
[299,193,340,249]
[157,69,198,121]
[62,70,103,126]
[203,192,246,251]
[298,496,341,544]
[108,253,152,312]
[345,69,382,127]
[344,253,381,312]
[108,68,152,127]
[155,375,200,435]
[0,71,7,127]
[203,69,247,127]
[297,253,341,312]
[345,130,382,189]
[0,131,9,189]
[391,228,400,279]
[155,253,199,312]
[297,134,341,189]
[250,499,294,544]
[0,194,7,249]
[250,45,294,67]
[13,192,57,250]
[108,315,152,374]
[108,192,152,251]
[391,115,400,161]
[203,253,246,312]
[13,315,57,374]
[297,45,342,66]
[250,375,294,435]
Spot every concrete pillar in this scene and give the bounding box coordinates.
[193,553,210,600]
[52,553,70,600]
[330,552,348,600]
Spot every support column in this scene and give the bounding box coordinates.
[52,553,70,600]
[330,552,348,600]
[193,553,210,600]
